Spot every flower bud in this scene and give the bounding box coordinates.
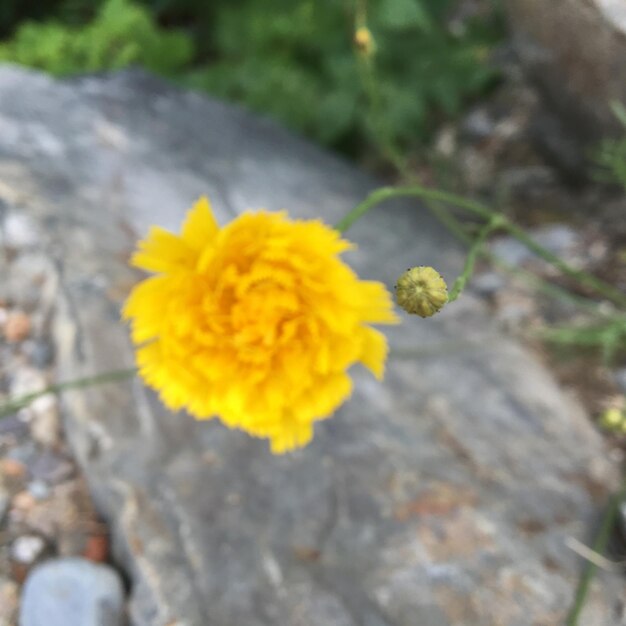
[599,407,626,432]
[354,27,375,57]
[395,266,448,317]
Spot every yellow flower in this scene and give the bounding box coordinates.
[395,266,448,317]
[123,197,399,453]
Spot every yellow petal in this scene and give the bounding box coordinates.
[131,227,194,273]
[181,196,220,253]
[359,327,388,380]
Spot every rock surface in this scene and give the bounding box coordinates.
[20,558,124,626]
[507,0,626,152]
[1,152,110,623]
[0,66,623,625]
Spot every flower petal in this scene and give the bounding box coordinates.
[131,227,194,273]
[358,327,389,380]
[181,196,220,253]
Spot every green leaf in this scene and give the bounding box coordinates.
[377,0,434,30]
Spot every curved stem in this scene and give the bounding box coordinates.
[566,474,626,625]
[448,216,503,302]
[335,185,626,308]
[0,367,137,419]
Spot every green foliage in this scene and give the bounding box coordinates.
[189,0,500,150]
[541,315,626,365]
[596,137,626,187]
[594,101,626,187]
[542,103,626,368]
[0,0,502,154]
[0,0,193,76]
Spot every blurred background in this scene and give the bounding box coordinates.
[2,0,626,496]
[2,2,626,624]
[0,0,503,164]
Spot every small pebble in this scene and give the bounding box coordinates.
[0,577,19,625]
[3,213,39,248]
[82,534,109,563]
[20,558,125,626]
[4,311,32,343]
[10,534,47,564]
[9,367,47,400]
[0,413,30,440]
[29,450,74,484]
[0,457,27,478]
[461,108,494,140]
[7,440,39,467]
[22,338,55,369]
[29,399,61,449]
[12,490,37,513]
[28,480,51,500]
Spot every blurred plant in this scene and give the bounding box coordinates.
[190,0,500,153]
[0,0,502,157]
[540,316,626,366]
[599,405,626,433]
[532,101,626,367]
[0,0,193,77]
[594,101,626,187]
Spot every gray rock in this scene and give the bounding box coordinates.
[507,0,626,151]
[28,399,62,449]
[0,66,621,626]
[0,413,29,440]
[0,481,9,523]
[471,271,506,297]
[6,440,38,468]
[613,368,626,395]
[460,108,495,141]
[28,450,74,484]
[490,224,579,268]
[23,338,56,369]
[20,558,125,626]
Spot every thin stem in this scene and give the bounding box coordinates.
[429,204,608,313]
[565,474,626,625]
[334,185,626,308]
[0,367,137,419]
[448,217,503,302]
[352,4,410,175]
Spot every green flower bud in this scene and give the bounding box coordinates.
[395,266,448,317]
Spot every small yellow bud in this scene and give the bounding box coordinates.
[599,407,625,431]
[395,266,448,317]
[354,26,375,57]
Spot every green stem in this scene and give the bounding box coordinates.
[448,217,503,302]
[334,185,626,308]
[421,202,610,313]
[565,474,626,625]
[0,367,137,419]
[422,202,605,312]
